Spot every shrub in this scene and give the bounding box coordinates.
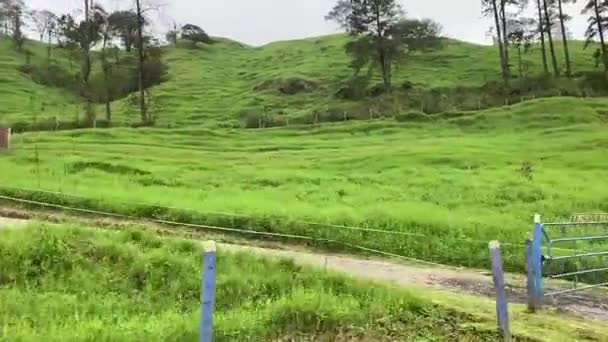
[395,111,432,122]
[254,77,318,95]
[17,62,78,92]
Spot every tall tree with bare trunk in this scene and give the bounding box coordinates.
[583,0,608,72]
[542,0,560,76]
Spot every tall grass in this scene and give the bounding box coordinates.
[0,224,501,341]
[1,97,607,274]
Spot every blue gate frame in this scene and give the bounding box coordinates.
[529,213,608,310]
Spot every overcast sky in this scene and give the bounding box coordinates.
[27,0,590,46]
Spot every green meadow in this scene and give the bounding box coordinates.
[2,96,607,272]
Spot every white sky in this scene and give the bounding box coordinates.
[26,0,590,46]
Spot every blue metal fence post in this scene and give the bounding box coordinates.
[532,214,543,309]
[200,241,217,342]
[525,236,535,312]
[489,241,511,341]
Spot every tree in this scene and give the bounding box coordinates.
[542,0,560,76]
[1,0,25,50]
[30,9,56,42]
[98,8,113,122]
[0,0,10,34]
[108,10,140,52]
[326,0,440,90]
[56,3,105,124]
[30,9,57,58]
[535,0,550,73]
[180,23,212,47]
[10,0,23,49]
[507,18,536,77]
[582,0,608,72]
[135,0,148,123]
[483,0,531,80]
[165,21,179,46]
[555,0,575,76]
[482,0,509,80]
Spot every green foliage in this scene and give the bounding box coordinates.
[326,0,441,88]
[180,23,213,48]
[254,76,319,95]
[0,224,501,341]
[12,45,168,111]
[107,10,141,52]
[17,61,77,91]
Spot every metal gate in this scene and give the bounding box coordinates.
[529,213,608,308]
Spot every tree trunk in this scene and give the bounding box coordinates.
[83,0,94,124]
[373,3,391,90]
[536,0,549,74]
[135,0,148,123]
[491,0,508,81]
[557,0,572,76]
[378,50,391,90]
[500,0,510,78]
[47,30,52,58]
[518,46,523,77]
[593,0,608,72]
[542,0,560,76]
[105,98,111,122]
[101,36,112,123]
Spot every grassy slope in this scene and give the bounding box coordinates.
[2,222,606,341]
[2,96,608,271]
[147,35,600,127]
[0,36,78,125]
[0,33,602,127]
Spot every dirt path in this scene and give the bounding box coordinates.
[0,216,28,229]
[220,244,608,320]
[2,214,607,320]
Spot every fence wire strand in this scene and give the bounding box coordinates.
[0,194,453,268]
[0,186,524,249]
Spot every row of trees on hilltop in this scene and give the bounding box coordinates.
[483,0,608,81]
[327,0,608,90]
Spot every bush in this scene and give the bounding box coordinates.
[395,111,432,122]
[334,76,370,100]
[18,52,168,106]
[17,63,78,92]
[254,77,318,95]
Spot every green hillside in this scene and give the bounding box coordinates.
[0,36,78,125]
[0,33,603,129]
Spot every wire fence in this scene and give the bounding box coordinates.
[0,185,532,272]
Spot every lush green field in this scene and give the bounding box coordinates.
[0,33,603,129]
[2,96,608,272]
[0,223,505,341]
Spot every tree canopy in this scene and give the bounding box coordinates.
[180,23,213,46]
[327,0,441,90]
